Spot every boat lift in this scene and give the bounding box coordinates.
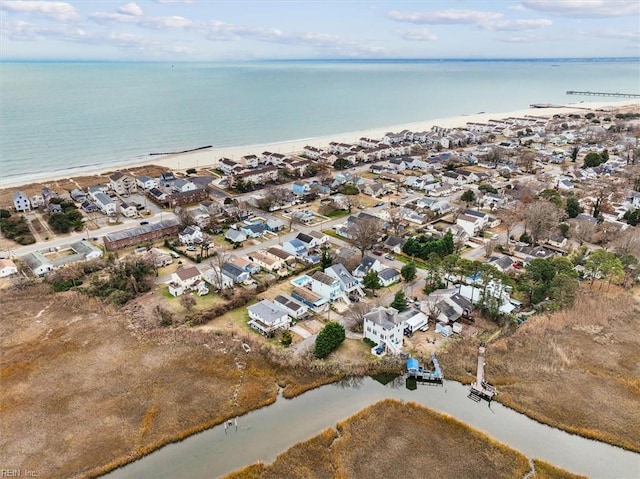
[468,343,496,402]
[406,354,443,388]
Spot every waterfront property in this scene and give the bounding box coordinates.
[12,190,31,212]
[247,299,291,336]
[363,306,404,355]
[21,240,103,276]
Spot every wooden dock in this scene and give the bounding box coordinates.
[469,344,496,402]
[406,354,443,386]
[566,91,640,98]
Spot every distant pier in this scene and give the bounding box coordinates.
[566,91,640,98]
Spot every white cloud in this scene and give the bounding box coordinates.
[581,29,640,43]
[521,0,640,17]
[117,3,143,17]
[386,9,503,25]
[386,8,551,31]
[0,1,79,22]
[487,18,552,31]
[397,29,438,42]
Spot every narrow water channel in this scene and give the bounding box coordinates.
[104,378,640,479]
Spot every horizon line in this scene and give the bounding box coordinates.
[1,56,639,64]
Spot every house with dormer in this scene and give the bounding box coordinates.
[310,271,343,301]
[352,255,381,278]
[273,294,309,320]
[324,263,365,297]
[248,299,290,337]
[12,191,31,212]
[363,306,404,354]
[110,171,137,195]
[136,175,158,190]
[179,225,204,245]
[168,266,202,296]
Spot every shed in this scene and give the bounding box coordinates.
[435,323,453,337]
[406,357,419,373]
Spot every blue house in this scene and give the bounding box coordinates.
[240,223,266,238]
[282,239,308,258]
[292,181,310,196]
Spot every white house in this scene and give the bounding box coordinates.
[120,202,137,218]
[310,271,344,301]
[363,306,404,354]
[324,263,365,297]
[352,255,381,278]
[174,179,197,193]
[202,267,234,290]
[247,299,291,336]
[109,171,137,195]
[0,259,18,277]
[93,192,117,216]
[273,294,309,319]
[168,266,202,296]
[378,267,400,287]
[136,175,158,190]
[179,225,204,245]
[12,191,31,212]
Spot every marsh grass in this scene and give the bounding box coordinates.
[439,287,640,452]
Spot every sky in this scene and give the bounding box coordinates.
[1,0,639,60]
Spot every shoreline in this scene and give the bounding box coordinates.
[2,99,638,190]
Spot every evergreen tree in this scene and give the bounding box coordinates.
[362,270,381,294]
[390,291,408,311]
[565,196,582,218]
[401,262,417,282]
[314,322,345,358]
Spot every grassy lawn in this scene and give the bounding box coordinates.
[325,209,351,219]
[322,229,344,241]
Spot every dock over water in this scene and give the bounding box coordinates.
[566,91,640,98]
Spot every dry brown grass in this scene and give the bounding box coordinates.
[0,284,337,479]
[531,460,588,479]
[439,287,640,452]
[225,399,536,479]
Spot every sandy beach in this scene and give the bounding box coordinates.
[2,99,638,190]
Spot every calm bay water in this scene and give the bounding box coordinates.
[1,59,639,181]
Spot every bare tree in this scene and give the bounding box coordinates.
[176,207,194,228]
[497,206,522,245]
[386,208,404,236]
[569,219,598,245]
[256,186,292,212]
[610,227,640,256]
[348,216,384,256]
[180,294,196,310]
[523,199,561,245]
[518,150,536,174]
[207,250,232,291]
[344,195,360,213]
[484,239,496,258]
[345,302,370,333]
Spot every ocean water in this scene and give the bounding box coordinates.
[1,59,638,182]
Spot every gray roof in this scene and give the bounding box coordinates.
[384,236,404,247]
[104,219,179,243]
[248,300,288,325]
[355,255,378,274]
[296,232,314,245]
[449,293,473,313]
[378,267,400,281]
[225,229,246,242]
[364,306,402,330]
[273,294,305,312]
[325,263,354,285]
[312,270,338,286]
[222,262,245,279]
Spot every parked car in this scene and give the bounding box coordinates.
[374,202,385,207]
[170,251,180,258]
[385,254,395,261]
[186,246,197,252]
[139,221,149,225]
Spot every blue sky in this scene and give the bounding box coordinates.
[1,0,639,60]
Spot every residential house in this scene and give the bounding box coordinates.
[136,175,158,190]
[295,232,320,250]
[546,235,568,249]
[291,210,315,224]
[21,252,53,276]
[148,187,168,204]
[173,179,197,193]
[324,263,365,298]
[240,223,266,239]
[179,225,204,245]
[120,202,137,218]
[423,288,474,324]
[12,191,31,212]
[221,263,250,284]
[230,256,260,275]
[93,192,118,216]
[383,236,405,254]
[310,270,343,301]
[241,154,260,168]
[225,229,247,244]
[292,181,310,196]
[378,267,400,287]
[363,306,404,354]
[456,209,489,237]
[230,167,278,187]
[30,194,45,208]
[109,171,137,195]
[459,280,517,315]
[218,158,240,175]
[143,248,173,268]
[248,299,291,336]
[48,203,63,214]
[308,230,329,246]
[288,159,312,176]
[0,259,18,277]
[303,145,322,160]
[291,286,330,312]
[352,255,381,278]
[159,171,177,187]
[70,188,87,203]
[513,244,556,263]
[247,251,285,272]
[273,294,309,319]
[485,255,514,273]
[363,182,387,198]
[202,267,234,290]
[265,218,286,232]
[168,266,202,296]
[266,247,295,265]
